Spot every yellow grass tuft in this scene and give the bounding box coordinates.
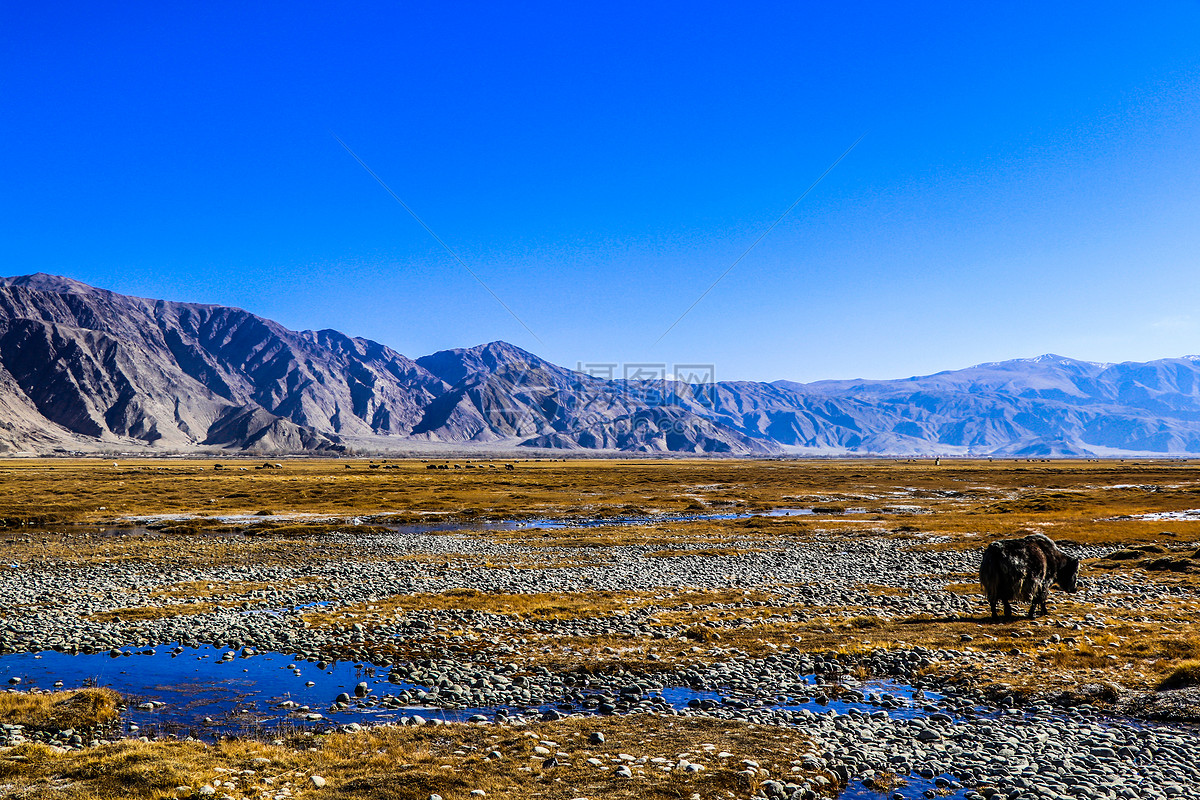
[0,688,122,732]
[1159,659,1200,690]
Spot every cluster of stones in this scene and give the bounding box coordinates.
[0,722,114,750]
[2,522,1194,800]
[0,530,1109,659]
[193,763,324,799]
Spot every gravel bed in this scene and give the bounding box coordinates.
[3,529,1198,799]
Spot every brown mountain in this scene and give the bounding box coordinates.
[0,274,446,453]
[3,275,1200,457]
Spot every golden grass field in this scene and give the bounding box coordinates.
[0,456,1195,529]
[3,457,1200,798]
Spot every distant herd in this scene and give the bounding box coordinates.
[425,463,516,470]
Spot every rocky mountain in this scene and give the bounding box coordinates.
[0,274,445,454]
[1,274,1199,456]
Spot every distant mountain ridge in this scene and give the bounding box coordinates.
[0,274,1198,456]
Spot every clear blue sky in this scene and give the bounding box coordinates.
[3,2,1199,382]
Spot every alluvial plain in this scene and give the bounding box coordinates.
[3,458,1200,799]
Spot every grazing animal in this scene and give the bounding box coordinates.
[979,533,1080,620]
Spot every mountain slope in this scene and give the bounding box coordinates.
[0,274,450,453]
[2,274,1200,456]
[414,342,779,453]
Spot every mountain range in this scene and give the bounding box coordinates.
[1,274,1199,457]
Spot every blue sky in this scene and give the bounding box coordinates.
[3,2,1199,382]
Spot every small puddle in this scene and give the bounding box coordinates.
[839,777,969,800]
[659,680,944,720]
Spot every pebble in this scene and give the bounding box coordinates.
[0,522,1193,800]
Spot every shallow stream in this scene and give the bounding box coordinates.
[1,645,940,740]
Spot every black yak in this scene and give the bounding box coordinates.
[979,533,1080,620]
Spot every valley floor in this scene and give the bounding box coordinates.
[2,458,1200,799]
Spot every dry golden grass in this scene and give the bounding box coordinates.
[0,456,1193,531]
[349,585,1200,696]
[0,738,298,800]
[0,712,826,800]
[304,589,646,626]
[8,457,1200,705]
[1159,660,1200,690]
[0,689,122,733]
[302,586,785,629]
[889,596,1200,696]
[5,458,1200,567]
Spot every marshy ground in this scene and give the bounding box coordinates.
[3,457,1200,799]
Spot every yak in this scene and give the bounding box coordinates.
[979,533,1080,620]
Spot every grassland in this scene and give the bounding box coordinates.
[4,457,1200,797]
[0,456,1196,530]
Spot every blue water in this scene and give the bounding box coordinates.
[840,777,969,800]
[656,680,945,721]
[0,646,464,738]
[1,645,948,738]
[0,646,982,799]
